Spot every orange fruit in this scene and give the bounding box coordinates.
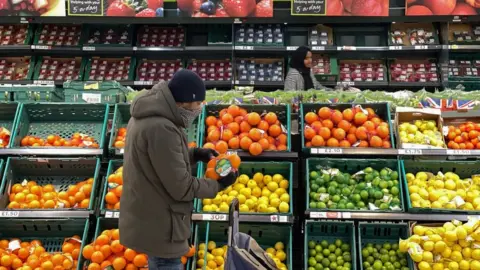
[88,263,101,270]
[221,129,233,142]
[331,110,343,124]
[358,140,369,147]
[318,127,331,140]
[346,134,357,145]
[247,112,261,126]
[74,191,86,203]
[311,135,325,147]
[369,136,383,148]
[112,257,127,269]
[376,126,389,139]
[342,109,354,122]
[124,249,137,262]
[91,251,104,264]
[304,127,316,141]
[322,119,334,130]
[227,105,240,117]
[62,242,75,254]
[51,254,64,266]
[318,107,331,120]
[228,137,240,149]
[100,245,112,258]
[326,138,339,147]
[239,121,251,133]
[181,256,187,265]
[354,112,367,125]
[133,254,148,267]
[215,141,228,154]
[125,263,138,270]
[363,121,375,131]
[95,235,110,246]
[337,120,351,132]
[185,245,196,258]
[248,128,263,142]
[41,261,53,270]
[227,122,240,135]
[205,116,217,127]
[264,112,278,125]
[258,138,269,150]
[205,168,220,180]
[105,192,119,205]
[257,120,269,132]
[339,140,351,147]
[249,142,263,156]
[207,158,217,169]
[277,134,287,145]
[228,154,241,169]
[1,255,12,267]
[311,121,323,131]
[110,240,124,253]
[305,112,318,124]
[221,113,234,124]
[203,142,215,150]
[207,130,221,142]
[268,124,282,138]
[207,125,219,134]
[355,127,368,141]
[382,141,391,148]
[333,129,346,141]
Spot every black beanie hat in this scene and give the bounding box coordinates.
[168,69,206,103]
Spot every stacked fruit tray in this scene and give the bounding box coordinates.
[33,24,82,46]
[0,57,34,81]
[135,58,182,82]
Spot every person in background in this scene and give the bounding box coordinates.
[284,46,324,91]
[120,69,237,270]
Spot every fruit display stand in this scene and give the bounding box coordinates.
[357,222,413,270]
[7,103,108,156]
[0,218,89,270]
[193,221,292,270]
[304,220,356,270]
[194,161,293,223]
[0,102,20,152]
[0,157,100,218]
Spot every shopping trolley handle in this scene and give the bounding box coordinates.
[229,198,239,224]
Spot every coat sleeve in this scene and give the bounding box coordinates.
[148,123,221,201]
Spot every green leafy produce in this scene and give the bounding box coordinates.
[361,242,409,270]
[308,167,402,211]
[307,239,352,270]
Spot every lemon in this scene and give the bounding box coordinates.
[198,249,205,258]
[472,249,480,260]
[238,174,249,184]
[272,174,283,183]
[441,247,452,258]
[275,188,287,196]
[434,241,446,253]
[219,203,229,212]
[423,241,434,251]
[226,196,235,205]
[270,198,281,208]
[459,260,470,270]
[462,247,472,259]
[431,201,443,209]
[414,225,427,235]
[228,190,239,197]
[453,244,463,252]
[279,202,289,213]
[269,193,279,200]
[432,263,444,270]
[279,180,289,189]
[410,235,422,243]
[252,187,262,198]
[212,195,222,205]
[207,260,217,269]
[237,194,246,204]
[212,248,224,257]
[456,227,468,240]
[197,259,205,267]
[253,173,263,183]
[423,251,434,263]
[240,188,252,198]
[208,241,216,251]
[203,198,212,205]
[434,180,444,189]
[421,200,431,208]
[409,185,419,194]
[412,201,421,208]
[446,230,458,242]
[451,250,463,262]
[245,199,255,210]
[411,252,423,262]
[262,174,271,185]
[267,206,277,213]
[470,260,480,270]
[261,189,271,197]
[214,256,224,266]
[274,242,284,250]
[458,239,469,248]
[411,193,422,202]
[267,182,279,192]
[203,205,213,212]
[445,179,456,190]
[416,172,428,181]
[406,173,415,181]
[418,261,432,270]
[464,202,474,210]
[419,188,429,199]
[266,247,276,255]
[399,239,409,252]
[275,250,286,262]
[247,180,257,189]
[448,261,459,270]
[233,183,245,192]
[239,204,249,212]
[199,243,206,251]
[280,193,290,203]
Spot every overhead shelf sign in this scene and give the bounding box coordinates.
[291,0,325,15]
[67,0,103,16]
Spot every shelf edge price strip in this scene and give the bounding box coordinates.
[310,211,351,219]
[0,211,20,218]
[446,149,472,155]
[270,215,288,223]
[398,149,423,155]
[105,211,120,218]
[201,214,227,221]
[310,148,343,155]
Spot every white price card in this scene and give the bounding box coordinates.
[119,148,125,154]
[286,46,298,51]
[82,46,96,51]
[310,212,327,218]
[388,46,402,50]
[32,45,51,50]
[105,211,113,218]
[0,211,20,218]
[398,149,423,155]
[450,45,459,50]
[320,148,343,154]
[113,212,120,218]
[312,46,325,51]
[33,80,54,85]
[414,45,428,50]
[82,93,102,103]
[202,214,227,221]
[341,46,356,51]
[447,149,472,155]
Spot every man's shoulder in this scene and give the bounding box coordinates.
[131,116,179,133]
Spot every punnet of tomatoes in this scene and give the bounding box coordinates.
[82,229,195,269]
[203,105,288,156]
[0,235,83,269]
[303,105,392,148]
[0,127,11,148]
[7,178,94,210]
[445,121,480,150]
[20,133,99,148]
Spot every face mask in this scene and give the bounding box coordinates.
[177,106,202,127]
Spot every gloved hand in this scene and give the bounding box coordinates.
[193,148,219,163]
[218,171,239,190]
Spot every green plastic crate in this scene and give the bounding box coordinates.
[10,103,109,149]
[8,85,64,102]
[83,57,136,82]
[0,103,20,142]
[0,218,89,270]
[358,222,414,270]
[33,56,87,81]
[63,81,129,104]
[196,161,293,216]
[100,159,123,214]
[0,157,101,211]
[304,220,356,270]
[401,160,480,214]
[305,158,405,213]
[193,222,292,270]
[199,104,292,152]
[300,103,395,152]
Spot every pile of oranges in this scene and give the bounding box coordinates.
[82,229,148,270]
[303,106,392,148]
[113,128,127,149]
[0,235,82,269]
[20,133,99,148]
[445,122,480,149]
[204,153,241,181]
[105,166,123,210]
[0,127,10,148]
[203,105,288,156]
[7,178,93,209]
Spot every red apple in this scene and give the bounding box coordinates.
[452,3,477,15]
[327,0,344,15]
[406,5,433,15]
[351,0,383,16]
[423,0,456,15]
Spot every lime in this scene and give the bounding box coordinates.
[335,239,342,247]
[322,174,331,182]
[352,194,361,202]
[346,202,355,209]
[315,254,323,262]
[379,203,389,210]
[329,262,337,269]
[342,187,351,196]
[364,167,373,173]
[341,243,350,252]
[360,190,369,200]
[334,174,345,184]
[337,203,346,209]
[390,187,399,196]
[332,195,341,202]
[309,249,316,256]
[310,171,319,179]
[365,174,374,182]
[311,183,320,191]
[383,243,391,250]
[357,201,366,208]
[328,244,336,252]
[321,240,329,248]
[308,257,317,266]
[318,187,327,193]
[391,171,398,180]
[308,241,316,249]
[379,181,388,189]
[335,248,342,256]
[316,202,327,209]
[314,264,324,270]
[373,260,383,270]
[310,202,317,208]
[328,253,336,262]
[374,191,384,199]
[321,258,330,267]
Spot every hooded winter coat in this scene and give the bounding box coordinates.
[119,82,221,258]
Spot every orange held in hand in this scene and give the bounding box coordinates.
[204,153,241,180]
[203,105,288,156]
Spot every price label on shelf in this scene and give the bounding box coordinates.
[202,214,227,221]
[119,148,124,154]
[286,46,298,51]
[32,45,51,50]
[398,149,423,155]
[447,149,472,155]
[82,93,102,103]
[105,211,113,218]
[269,215,288,223]
[113,212,120,218]
[450,45,459,50]
[33,80,54,85]
[321,148,343,154]
[310,212,349,219]
[310,212,327,218]
[339,46,356,51]
[0,211,20,218]
[82,46,96,51]
[234,46,253,51]
[388,46,402,51]
[337,81,355,86]
[312,46,325,51]
[414,45,428,50]
[249,81,255,86]
[134,81,153,86]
